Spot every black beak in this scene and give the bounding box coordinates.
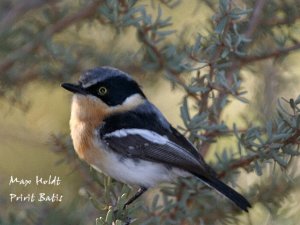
[61,83,87,95]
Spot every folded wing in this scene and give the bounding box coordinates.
[103,128,205,174]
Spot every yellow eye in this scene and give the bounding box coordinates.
[98,86,108,96]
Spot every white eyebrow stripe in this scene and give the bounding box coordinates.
[104,128,168,144]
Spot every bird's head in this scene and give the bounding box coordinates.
[61,67,146,120]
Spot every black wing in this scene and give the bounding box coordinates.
[102,128,207,175]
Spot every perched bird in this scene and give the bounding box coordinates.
[61,67,251,212]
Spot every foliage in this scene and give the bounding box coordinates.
[1,0,300,224]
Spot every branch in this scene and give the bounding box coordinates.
[218,128,300,178]
[199,4,234,157]
[283,129,300,145]
[217,155,259,178]
[224,0,268,90]
[0,0,55,34]
[263,15,300,26]
[137,27,200,102]
[239,42,300,64]
[44,0,103,35]
[243,0,268,39]
[0,0,104,75]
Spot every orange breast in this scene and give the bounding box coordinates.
[69,95,109,165]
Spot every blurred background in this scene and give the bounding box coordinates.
[1,0,300,224]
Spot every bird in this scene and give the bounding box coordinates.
[61,66,251,212]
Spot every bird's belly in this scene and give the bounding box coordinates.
[91,149,188,188]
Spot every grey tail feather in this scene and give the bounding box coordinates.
[193,173,251,212]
